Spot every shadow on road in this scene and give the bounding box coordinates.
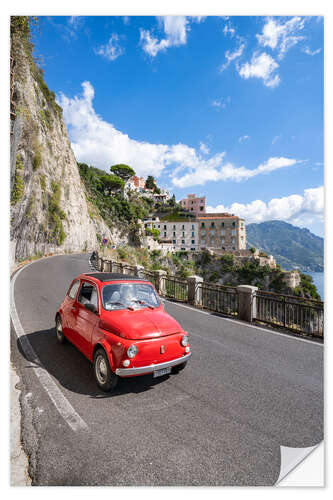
[17,328,169,399]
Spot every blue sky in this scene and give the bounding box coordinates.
[32,15,324,236]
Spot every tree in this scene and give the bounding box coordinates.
[101,174,124,193]
[110,164,135,182]
[145,175,157,191]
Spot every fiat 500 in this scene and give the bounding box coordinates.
[55,273,191,392]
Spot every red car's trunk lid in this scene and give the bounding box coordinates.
[100,308,182,340]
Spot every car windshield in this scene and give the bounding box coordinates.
[101,283,161,311]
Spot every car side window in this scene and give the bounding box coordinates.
[68,280,80,300]
[78,282,98,310]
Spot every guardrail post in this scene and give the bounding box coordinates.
[134,264,144,278]
[104,260,111,272]
[154,270,167,295]
[187,275,203,305]
[120,262,129,274]
[237,285,258,322]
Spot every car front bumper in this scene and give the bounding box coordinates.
[115,352,191,377]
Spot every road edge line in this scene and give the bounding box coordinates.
[11,260,89,432]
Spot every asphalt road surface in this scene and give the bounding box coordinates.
[11,253,323,486]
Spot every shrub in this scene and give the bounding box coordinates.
[249,247,256,254]
[33,150,42,170]
[11,155,25,204]
[221,254,235,272]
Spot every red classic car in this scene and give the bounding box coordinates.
[55,273,191,391]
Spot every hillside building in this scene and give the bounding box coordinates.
[144,213,246,252]
[180,194,206,215]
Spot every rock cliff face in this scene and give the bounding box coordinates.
[10,19,127,264]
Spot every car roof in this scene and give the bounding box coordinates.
[81,272,147,283]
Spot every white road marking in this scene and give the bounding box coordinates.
[165,300,323,347]
[11,261,88,432]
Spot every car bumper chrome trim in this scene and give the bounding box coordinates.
[115,352,191,377]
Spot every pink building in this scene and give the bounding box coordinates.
[180,194,206,214]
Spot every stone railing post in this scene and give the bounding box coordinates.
[134,264,144,278]
[97,256,102,271]
[154,270,167,295]
[120,262,129,274]
[104,259,111,272]
[237,285,258,322]
[187,275,203,305]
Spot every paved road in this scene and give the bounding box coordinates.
[11,254,323,486]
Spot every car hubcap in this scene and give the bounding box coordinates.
[56,320,62,339]
[96,356,107,384]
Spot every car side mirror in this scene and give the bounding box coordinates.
[85,303,97,314]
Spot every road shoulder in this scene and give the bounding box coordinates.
[10,362,31,486]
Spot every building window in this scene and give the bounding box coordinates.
[232,238,235,244]
[201,222,205,227]
[182,231,185,237]
[232,247,236,250]
[232,229,236,236]
[182,225,185,230]
[210,230,215,236]
[192,231,195,237]
[164,232,167,237]
[191,247,195,251]
[164,225,167,230]
[211,222,215,227]
[200,206,204,211]
[192,240,195,244]
[181,247,186,250]
[158,225,160,228]
[182,240,185,244]
[173,232,176,237]
[173,225,176,229]
[232,222,235,227]
[192,224,195,229]
[221,230,225,236]
[221,239,225,244]
[201,240,206,245]
[173,240,176,244]
[221,222,224,227]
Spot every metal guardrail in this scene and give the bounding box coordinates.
[141,269,158,289]
[164,275,188,302]
[196,282,238,317]
[94,253,323,339]
[254,290,324,338]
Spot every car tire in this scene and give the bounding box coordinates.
[94,348,118,392]
[55,316,67,344]
[171,361,187,374]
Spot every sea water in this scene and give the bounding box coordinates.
[307,272,324,300]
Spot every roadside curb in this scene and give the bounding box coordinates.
[10,363,31,486]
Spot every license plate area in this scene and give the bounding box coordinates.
[153,366,171,378]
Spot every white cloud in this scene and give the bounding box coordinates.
[95,34,124,61]
[256,17,305,60]
[199,142,210,154]
[211,96,230,110]
[58,82,301,189]
[272,134,281,144]
[207,186,324,227]
[303,46,321,56]
[238,135,250,143]
[172,157,300,188]
[139,16,203,57]
[223,22,235,37]
[220,43,245,72]
[238,52,280,88]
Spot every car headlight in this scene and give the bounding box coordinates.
[127,344,138,358]
[181,335,189,347]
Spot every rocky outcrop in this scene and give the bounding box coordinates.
[10,20,128,263]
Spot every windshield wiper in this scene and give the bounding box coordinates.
[107,301,134,311]
[131,299,154,309]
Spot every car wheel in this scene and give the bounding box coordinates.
[94,348,118,392]
[171,361,187,374]
[55,316,67,344]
